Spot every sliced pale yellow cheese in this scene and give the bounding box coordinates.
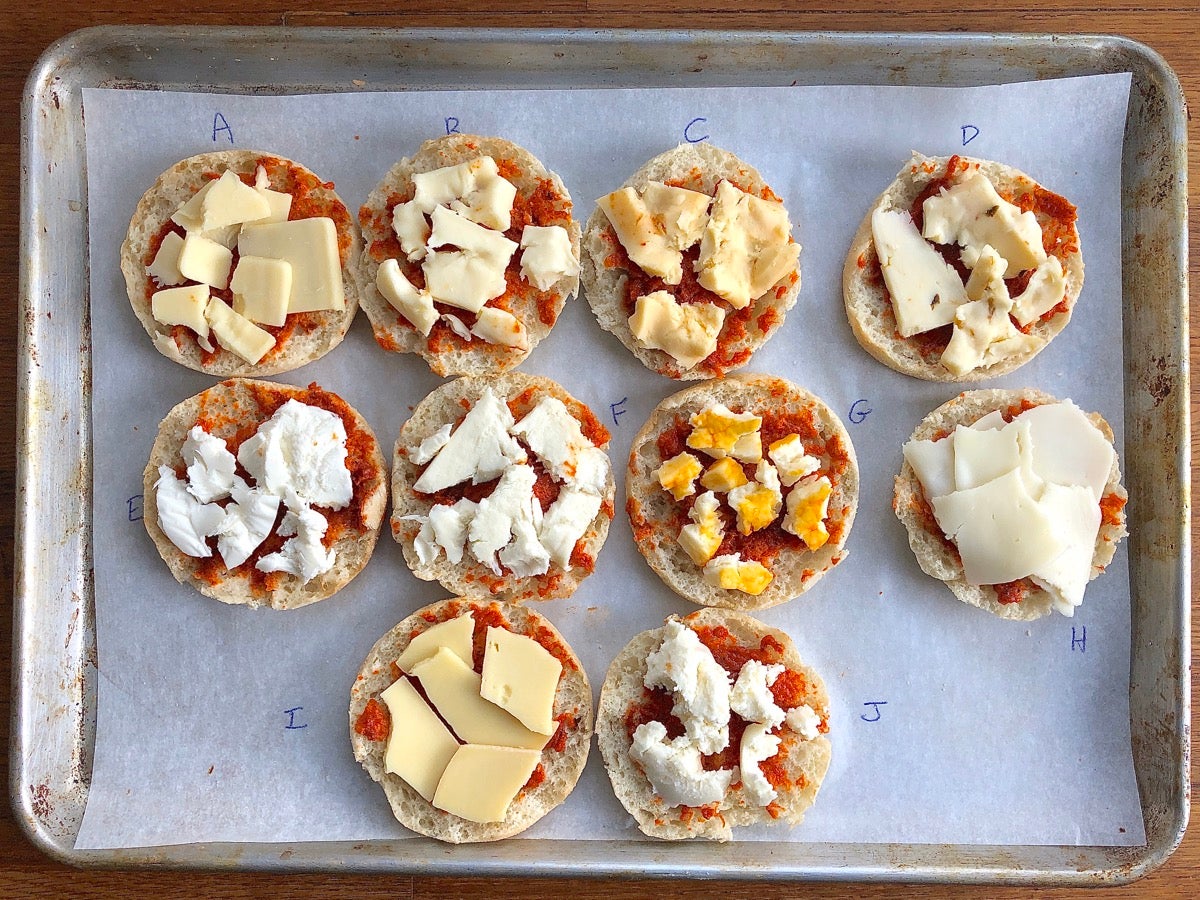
[237,218,345,313]
[598,187,683,284]
[655,452,703,500]
[479,626,562,736]
[379,677,460,802]
[204,298,275,364]
[230,256,292,327]
[1011,256,1066,326]
[376,258,437,335]
[432,744,541,823]
[640,181,712,251]
[409,647,551,750]
[151,283,210,340]
[870,207,966,337]
[200,223,241,251]
[147,231,186,286]
[199,170,272,231]
[687,404,761,457]
[1017,401,1114,499]
[700,457,748,492]
[422,206,517,313]
[396,611,475,673]
[251,166,293,224]
[950,420,1028,491]
[170,179,217,232]
[677,490,724,566]
[931,466,1065,585]
[471,307,528,349]
[922,171,1047,275]
[628,290,725,369]
[963,244,1009,303]
[902,436,955,500]
[178,233,233,290]
[695,180,798,309]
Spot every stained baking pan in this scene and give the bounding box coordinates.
[14,27,1189,882]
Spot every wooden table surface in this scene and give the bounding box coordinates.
[3,2,1196,897]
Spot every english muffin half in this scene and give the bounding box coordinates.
[123,151,361,376]
[143,378,386,609]
[358,134,580,377]
[627,374,857,611]
[843,152,1083,381]
[582,143,801,380]
[391,372,615,603]
[597,608,831,841]
[894,388,1127,620]
[350,598,593,843]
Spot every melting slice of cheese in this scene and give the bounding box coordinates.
[922,171,1048,274]
[432,744,541,823]
[870,207,966,337]
[237,218,345,313]
[151,283,210,342]
[396,611,475,673]
[628,291,725,369]
[231,256,292,327]
[376,258,437,335]
[640,182,712,251]
[598,187,685,284]
[409,647,551,750]
[479,626,562,736]
[204,298,275,364]
[199,170,272,231]
[178,233,234,290]
[695,180,798,309]
[147,231,186,286]
[379,677,460,803]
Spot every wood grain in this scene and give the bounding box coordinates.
[1,2,1196,897]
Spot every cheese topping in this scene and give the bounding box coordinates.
[154,467,225,557]
[768,434,820,487]
[904,399,1115,614]
[471,307,528,350]
[376,258,437,336]
[519,225,579,290]
[739,723,782,806]
[628,290,725,369]
[677,491,724,567]
[151,284,211,346]
[729,660,786,730]
[687,405,761,457]
[695,180,799,310]
[727,461,783,535]
[422,206,518,314]
[655,452,703,501]
[152,164,348,358]
[870,207,966,337]
[630,720,733,808]
[781,476,833,550]
[597,186,698,284]
[396,611,475,673]
[408,388,611,580]
[433,745,541,824]
[380,677,460,803]
[479,626,562,735]
[702,553,773,596]
[644,619,730,754]
[922,171,1047,274]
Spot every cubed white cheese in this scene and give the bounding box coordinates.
[519,225,579,291]
[178,233,233,290]
[236,399,353,510]
[231,255,293,328]
[644,619,731,755]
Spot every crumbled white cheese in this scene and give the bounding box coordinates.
[630,721,733,808]
[499,513,552,577]
[729,660,786,728]
[538,486,602,568]
[236,400,353,510]
[519,224,578,291]
[256,505,335,582]
[466,465,546,576]
[510,397,593,484]
[180,426,236,503]
[644,619,731,755]
[785,704,821,741]
[441,313,473,342]
[410,424,453,466]
[154,466,225,557]
[739,723,782,806]
[216,476,281,569]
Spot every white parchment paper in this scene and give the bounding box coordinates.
[78,75,1141,850]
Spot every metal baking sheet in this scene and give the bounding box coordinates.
[14,27,1189,883]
